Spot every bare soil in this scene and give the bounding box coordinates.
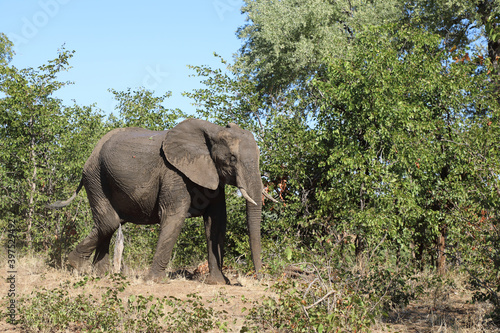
[1,257,499,332]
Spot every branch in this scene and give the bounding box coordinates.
[305,290,336,310]
[366,232,387,266]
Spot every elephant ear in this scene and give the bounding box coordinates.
[162,119,220,190]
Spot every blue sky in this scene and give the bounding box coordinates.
[0,0,246,116]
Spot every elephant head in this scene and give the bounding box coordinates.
[161,119,263,272]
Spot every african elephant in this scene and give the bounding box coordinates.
[48,118,268,284]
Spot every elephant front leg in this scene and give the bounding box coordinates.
[203,192,229,285]
[145,211,187,282]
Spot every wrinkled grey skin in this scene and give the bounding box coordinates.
[48,119,263,284]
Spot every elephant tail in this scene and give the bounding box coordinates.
[46,179,84,209]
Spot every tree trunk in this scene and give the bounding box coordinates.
[26,166,36,249]
[26,119,36,249]
[356,181,367,271]
[436,225,447,275]
[113,225,124,273]
[355,234,365,271]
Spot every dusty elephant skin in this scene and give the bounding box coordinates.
[48,119,264,284]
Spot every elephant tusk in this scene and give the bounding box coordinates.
[240,188,258,206]
[262,190,279,203]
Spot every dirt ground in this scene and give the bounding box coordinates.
[1,257,499,332]
[1,257,274,332]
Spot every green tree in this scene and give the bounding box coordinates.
[0,43,107,264]
[236,0,401,92]
[0,47,74,248]
[401,1,500,64]
[236,0,500,91]
[0,33,14,65]
[314,23,499,271]
[108,87,186,131]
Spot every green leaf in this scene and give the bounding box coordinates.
[285,247,293,261]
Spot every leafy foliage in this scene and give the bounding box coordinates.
[0,47,104,263]
[236,0,401,92]
[313,23,500,269]
[0,33,13,65]
[108,87,186,130]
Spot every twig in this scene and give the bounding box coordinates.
[305,290,336,310]
[366,232,387,266]
[303,277,320,300]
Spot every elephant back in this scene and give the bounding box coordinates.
[83,128,166,187]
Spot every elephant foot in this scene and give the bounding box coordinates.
[67,250,91,272]
[144,270,169,284]
[93,260,110,276]
[205,273,230,285]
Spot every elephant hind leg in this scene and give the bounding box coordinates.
[92,234,113,275]
[68,203,121,275]
[67,226,99,271]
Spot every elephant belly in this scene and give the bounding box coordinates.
[99,129,166,224]
[108,182,161,225]
[111,188,160,224]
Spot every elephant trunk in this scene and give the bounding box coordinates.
[246,198,262,272]
[238,168,263,273]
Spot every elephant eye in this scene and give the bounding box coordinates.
[230,155,237,164]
